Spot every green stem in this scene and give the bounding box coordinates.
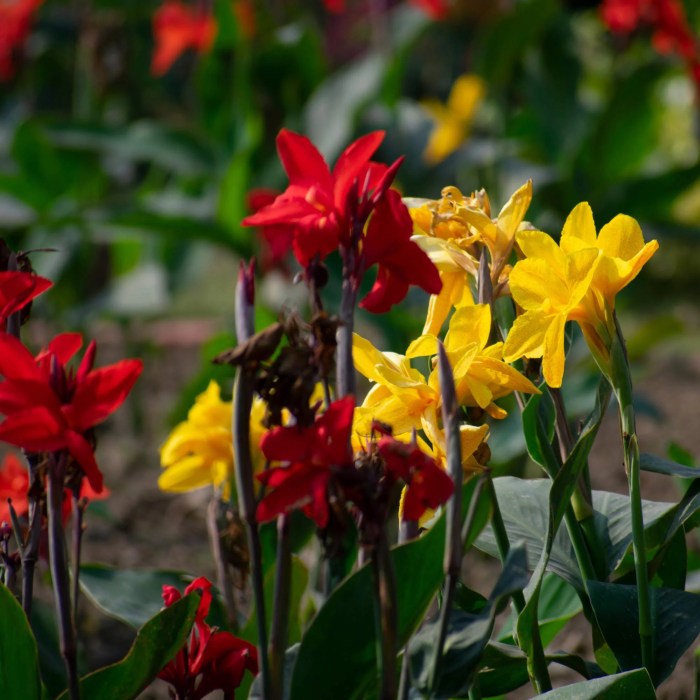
[370,532,398,700]
[487,478,551,693]
[609,317,653,670]
[269,514,292,700]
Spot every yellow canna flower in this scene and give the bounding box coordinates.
[406,304,540,419]
[353,305,538,434]
[159,381,266,495]
[409,181,532,335]
[503,204,659,388]
[423,74,485,165]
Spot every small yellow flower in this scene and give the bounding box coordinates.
[503,204,659,388]
[159,381,266,495]
[409,181,532,335]
[423,74,485,165]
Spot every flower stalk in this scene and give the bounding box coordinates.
[20,454,42,618]
[269,514,292,700]
[71,488,86,632]
[47,455,80,700]
[206,498,237,631]
[232,259,271,699]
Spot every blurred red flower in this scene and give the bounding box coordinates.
[0,452,109,524]
[0,270,51,330]
[158,577,258,700]
[0,333,142,492]
[359,188,442,313]
[377,435,453,521]
[152,0,216,76]
[242,130,399,268]
[601,0,700,87]
[256,396,355,528]
[0,0,42,81]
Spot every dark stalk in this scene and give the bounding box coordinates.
[370,531,398,700]
[269,514,292,700]
[336,253,357,399]
[206,498,237,631]
[47,455,80,700]
[71,489,85,632]
[232,260,271,698]
[21,454,42,618]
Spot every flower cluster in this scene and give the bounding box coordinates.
[158,577,258,700]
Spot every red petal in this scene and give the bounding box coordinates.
[64,359,143,431]
[0,406,65,452]
[332,131,385,209]
[0,332,42,380]
[276,130,333,192]
[65,430,103,492]
[0,378,63,416]
[0,272,52,322]
[36,333,84,368]
[242,196,318,227]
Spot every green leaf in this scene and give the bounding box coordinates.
[640,452,700,480]
[588,582,700,685]
[56,595,199,700]
[498,574,582,647]
[477,478,675,589]
[30,600,67,699]
[408,545,529,698]
[289,511,446,699]
[477,642,602,697]
[521,390,557,477]
[79,565,227,630]
[0,583,41,700]
[532,669,656,699]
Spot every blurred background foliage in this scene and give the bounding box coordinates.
[2,0,699,437]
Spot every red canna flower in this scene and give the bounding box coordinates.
[0,333,143,492]
[256,396,355,528]
[151,0,216,76]
[242,130,399,268]
[359,189,442,314]
[323,0,345,12]
[0,270,52,330]
[158,577,258,700]
[0,0,43,81]
[377,435,453,522]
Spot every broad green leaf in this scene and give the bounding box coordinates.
[79,565,226,631]
[408,545,529,698]
[476,478,675,590]
[0,583,41,700]
[30,600,67,699]
[588,582,700,685]
[498,574,582,647]
[56,595,199,700]
[521,390,557,477]
[532,669,655,699]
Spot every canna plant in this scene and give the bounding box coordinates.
[0,127,699,700]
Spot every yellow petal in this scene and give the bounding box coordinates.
[502,311,549,362]
[447,74,485,121]
[516,229,567,270]
[496,180,532,242]
[159,455,219,492]
[596,214,645,260]
[509,258,570,311]
[561,202,596,246]
[445,304,492,353]
[406,334,439,359]
[542,312,568,388]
